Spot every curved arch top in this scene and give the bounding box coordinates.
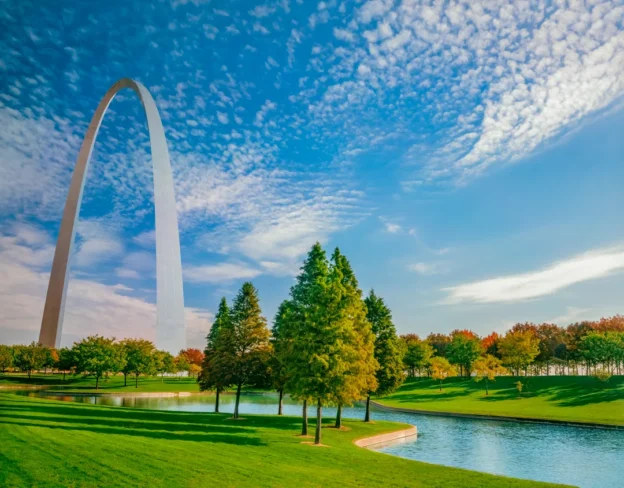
[39,78,186,354]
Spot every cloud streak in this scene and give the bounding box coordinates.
[443,246,624,304]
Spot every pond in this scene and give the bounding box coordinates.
[13,391,623,488]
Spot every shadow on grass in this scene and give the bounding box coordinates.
[389,376,624,408]
[0,395,306,435]
[1,417,266,445]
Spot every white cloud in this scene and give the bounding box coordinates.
[444,246,624,304]
[217,111,229,124]
[0,228,211,348]
[333,28,356,43]
[184,262,262,283]
[408,262,441,275]
[249,5,275,18]
[385,223,401,233]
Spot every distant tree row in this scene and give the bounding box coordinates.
[401,319,624,383]
[198,244,405,445]
[0,341,205,389]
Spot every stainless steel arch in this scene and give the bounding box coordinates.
[39,78,186,354]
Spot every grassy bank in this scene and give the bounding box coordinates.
[0,373,201,393]
[376,376,624,426]
[0,394,566,488]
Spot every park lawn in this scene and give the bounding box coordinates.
[376,376,624,426]
[0,373,202,393]
[0,394,567,488]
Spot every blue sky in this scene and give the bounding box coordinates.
[0,0,623,349]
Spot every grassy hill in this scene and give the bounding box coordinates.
[0,394,567,488]
[376,376,624,426]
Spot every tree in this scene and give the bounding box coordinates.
[329,249,378,428]
[473,355,507,395]
[426,333,451,358]
[199,297,232,413]
[0,345,13,372]
[218,282,271,419]
[188,364,201,378]
[364,289,403,423]
[401,334,433,377]
[154,350,175,382]
[481,332,501,358]
[73,336,124,389]
[498,330,539,377]
[430,357,456,391]
[535,324,565,375]
[286,243,347,444]
[120,339,157,387]
[56,347,75,381]
[13,342,47,379]
[174,354,190,378]
[447,330,482,377]
[42,347,58,374]
[179,348,204,367]
[271,300,294,416]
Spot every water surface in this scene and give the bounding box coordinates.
[14,391,623,488]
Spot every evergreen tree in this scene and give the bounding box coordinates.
[218,283,271,419]
[364,289,404,422]
[199,297,232,412]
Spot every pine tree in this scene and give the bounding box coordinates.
[364,289,404,422]
[199,297,232,412]
[219,283,271,419]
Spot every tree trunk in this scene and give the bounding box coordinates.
[63,371,66,381]
[161,373,164,383]
[215,389,220,413]
[96,375,99,390]
[278,389,284,416]
[335,404,342,428]
[28,370,31,380]
[124,373,127,387]
[301,400,308,436]
[364,395,371,422]
[485,379,489,396]
[233,382,242,419]
[314,399,322,445]
[135,374,139,388]
[439,380,442,391]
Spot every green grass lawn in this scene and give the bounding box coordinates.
[376,376,624,426]
[0,394,567,488]
[0,373,201,393]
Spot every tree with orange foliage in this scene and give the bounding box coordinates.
[179,348,204,367]
[481,332,501,357]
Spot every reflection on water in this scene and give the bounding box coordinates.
[15,391,623,488]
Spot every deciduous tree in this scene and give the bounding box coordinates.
[218,282,271,419]
[73,336,124,389]
[199,297,232,412]
[499,330,540,377]
[430,356,456,391]
[401,334,433,377]
[473,355,507,395]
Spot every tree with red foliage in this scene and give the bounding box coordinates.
[178,348,204,366]
[481,332,501,357]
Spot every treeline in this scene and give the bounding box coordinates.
[402,319,624,381]
[0,339,206,388]
[198,244,404,445]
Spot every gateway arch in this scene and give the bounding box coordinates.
[39,78,185,354]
